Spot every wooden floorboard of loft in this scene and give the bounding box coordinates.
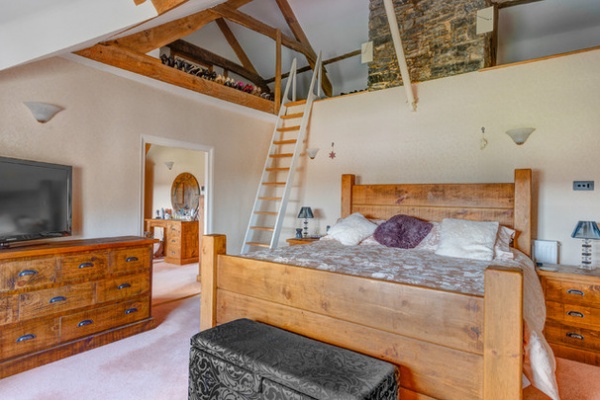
[75,44,275,114]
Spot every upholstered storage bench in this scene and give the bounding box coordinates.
[188,318,398,400]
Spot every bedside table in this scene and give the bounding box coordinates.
[286,237,320,246]
[537,264,600,366]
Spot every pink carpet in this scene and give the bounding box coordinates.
[0,296,199,399]
[524,357,600,399]
[152,260,201,306]
[0,260,201,400]
[2,259,600,399]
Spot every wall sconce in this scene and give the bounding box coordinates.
[306,148,319,159]
[505,127,535,145]
[572,221,600,270]
[164,161,174,170]
[24,102,64,123]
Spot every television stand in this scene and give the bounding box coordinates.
[0,236,156,378]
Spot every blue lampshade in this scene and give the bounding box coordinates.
[297,207,314,219]
[571,221,600,240]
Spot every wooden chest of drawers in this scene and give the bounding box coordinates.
[0,236,156,378]
[145,219,199,265]
[537,264,600,366]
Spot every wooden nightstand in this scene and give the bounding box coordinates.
[286,237,321,246]
[537,264,600,366]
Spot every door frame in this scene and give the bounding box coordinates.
[139,134,214,236]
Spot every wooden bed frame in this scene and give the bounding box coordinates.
[200,169,532,400]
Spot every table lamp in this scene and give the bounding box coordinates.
[297,207,314,238]
[571,221,600,270]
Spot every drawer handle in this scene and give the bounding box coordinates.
[18,269,38,277]
[78,262,94,269]
[16,334,36,343]
[49,296,67,304]
[78,319,94,327]
[125,256,139,262]
[567,289,585,296]
[125,307,138,314]
[117,283,132,290]
[567,332,584,340]
[567,310,585,318]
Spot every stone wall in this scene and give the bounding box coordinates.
[368,0,495,90]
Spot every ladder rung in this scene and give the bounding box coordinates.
[282,112,303,120]
[262,182,285,186]
[273,139,297,145]
[266,167,290,172]
[269,153,293,158]
[258,197,282,201]
[277,126,300,132]
[250,226,274,231]
[286,100,307,107]
[254,211,278,215]
[245,242,270,248]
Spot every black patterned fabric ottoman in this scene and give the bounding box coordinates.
[188,318,398,400]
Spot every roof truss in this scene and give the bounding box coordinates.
[77,0,334,113]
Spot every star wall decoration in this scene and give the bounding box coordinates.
[329,142,336,159]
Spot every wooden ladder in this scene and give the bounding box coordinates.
[241,55,323,254]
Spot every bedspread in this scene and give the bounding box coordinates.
[245,240,560,399]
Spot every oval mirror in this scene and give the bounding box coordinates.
[171,172,200,218]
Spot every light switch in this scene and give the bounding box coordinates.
[476,7,494,35]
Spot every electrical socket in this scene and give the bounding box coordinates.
[573,181,594,191]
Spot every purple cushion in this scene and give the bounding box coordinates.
[373,214,433,249]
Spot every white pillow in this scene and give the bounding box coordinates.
[415,222,440,251]
[495,226,515,260]
[326,213,378,246]
[435,218,499,261]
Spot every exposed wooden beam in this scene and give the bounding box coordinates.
[274,0,332,96]
[112,0,254,53]
[265,49,361,84]
[112,9,220,53]
[150,0,190,15]
[215,18,258,75]
[211,5,312,58]
[275,29,282,113]
[168,39,270,92]
[76,43,274,114]
[383,0,416,111]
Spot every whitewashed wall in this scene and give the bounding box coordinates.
[0,57,274,253]
[301,49,600,266]
[2,50,599,265]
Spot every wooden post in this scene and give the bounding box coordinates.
[483,267,523,399]
[200,234,226,330]
[341,174,355,218]
[275,29,282,114]
[514,169,532,256]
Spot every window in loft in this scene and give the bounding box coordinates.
[497,0,600,65]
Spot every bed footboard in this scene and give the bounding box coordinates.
[199,235,524,399]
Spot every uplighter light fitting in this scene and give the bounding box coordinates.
[24,102,64,123]
[506,127,535,145]
[306,148,319,159]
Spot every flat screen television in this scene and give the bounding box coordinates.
[0,156,72,248]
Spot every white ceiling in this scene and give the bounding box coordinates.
[1,0,599,96]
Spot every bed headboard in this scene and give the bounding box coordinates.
[341,169,532,256]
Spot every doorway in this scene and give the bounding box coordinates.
[140,135,213,305]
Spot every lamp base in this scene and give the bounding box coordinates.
[578,263,595,271]
[579,239,595,270]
